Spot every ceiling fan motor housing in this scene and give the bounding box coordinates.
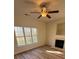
[40,2,47,8]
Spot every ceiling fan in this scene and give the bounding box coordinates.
[24,1,59,19]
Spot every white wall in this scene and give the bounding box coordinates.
[14,16,46,55]
[46,17,65,48]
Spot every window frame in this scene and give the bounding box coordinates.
[14,26,38,47]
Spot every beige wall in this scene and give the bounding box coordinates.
[14,16,65,54]
[56,23,65,35]
[46,17,65,48]
[14,16,46,55]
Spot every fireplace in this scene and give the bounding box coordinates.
[55,39,64,48]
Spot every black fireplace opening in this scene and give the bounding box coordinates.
[55,39,64,48]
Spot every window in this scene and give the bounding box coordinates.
[14,26,38,46]
[24,27,32,44]
[14,27,25,46]
[32,28,38,43]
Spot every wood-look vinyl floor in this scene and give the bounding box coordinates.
[15,46,64,59]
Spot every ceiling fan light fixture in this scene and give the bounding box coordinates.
[41,7,48,17]
[41,13,47,17]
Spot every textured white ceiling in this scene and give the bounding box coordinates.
[14,0,65,23]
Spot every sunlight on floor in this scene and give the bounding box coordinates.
[46,50,63,54]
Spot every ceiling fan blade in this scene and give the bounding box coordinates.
[24,14,29,16]
[30,12,40,13]
[47,14,51,18]
[48,10,59,13]
[37,15,42,19]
